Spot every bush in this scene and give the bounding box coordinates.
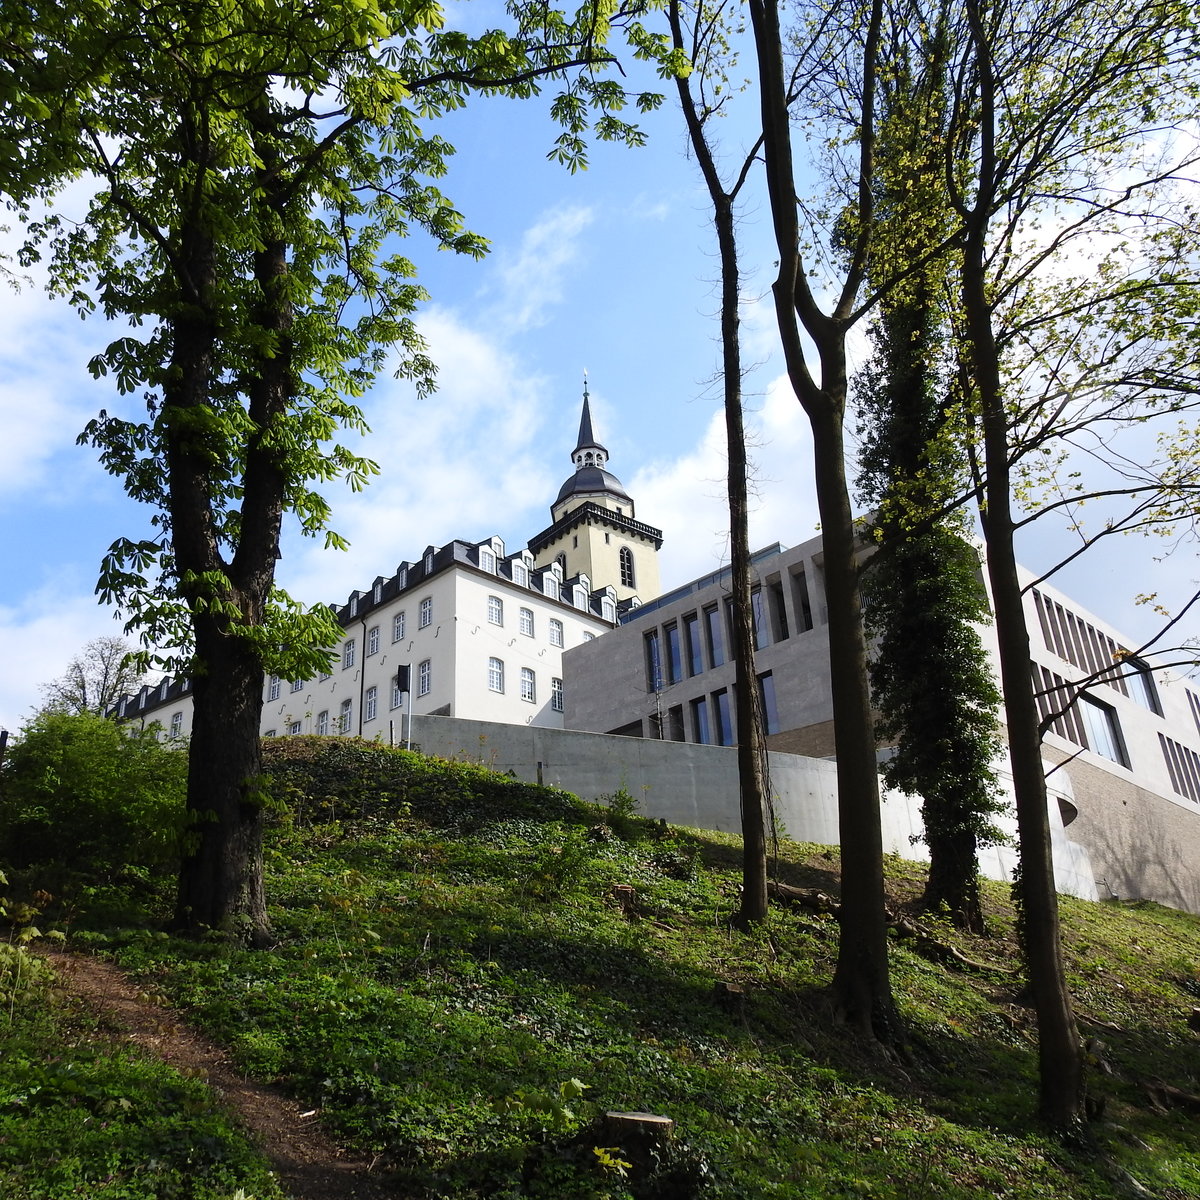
[0,711,187,878]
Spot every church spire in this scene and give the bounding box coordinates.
[571,376,608,469]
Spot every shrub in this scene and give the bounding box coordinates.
[0,711,187,879]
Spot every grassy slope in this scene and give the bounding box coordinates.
[26,738,1200,1198]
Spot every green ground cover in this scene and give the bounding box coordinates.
[8,736,1200,1198]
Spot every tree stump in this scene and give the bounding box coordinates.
[599,1111,674,1176]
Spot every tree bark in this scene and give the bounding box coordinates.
[669,0,771,925]
[747,0,898,1040]
[956,0,1083,1127]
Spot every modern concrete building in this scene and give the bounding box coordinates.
[563,530,1200,911]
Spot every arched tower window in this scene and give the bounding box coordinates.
[620,546,635,589]
[556,552,568,574]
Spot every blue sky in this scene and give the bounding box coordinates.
[0,57,1194,734]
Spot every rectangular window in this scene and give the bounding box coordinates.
[768,580,790,641]
[713,689,733,746]
[645,629,663,691]
[367,625,380,656]
[488,657,505,693]
[316,710,329,736]
[268,675,281,701]
[170,711,183,738]
[551,677,564,712]
[340,698,352,734]
[342,639,356,669]
[520,607,535,636]
[684,613,702,676]
[290,678,304,693]
[365,685,378,722]
[758,672,780,736]
[319,668,331,682]
[393,611,406,642]
[418,659,431,697]
[1079,695,1128,766]
[1125,659,1161,714]
[549,618,564,647]
[665,623,683,684]
[1160,733,1200,803]
[691,696,711,745]
[521,667,536,703]
[488,595,504,626]
[288,720,302,736]
[480,548,495,573]
[513,563,529,587]
[419,597,432,628]
[667,705,685,742]
[750,588,767,650]
[792,568,815,632]
[391,679,404,709]
[704,604,725,667]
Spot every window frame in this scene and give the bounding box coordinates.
[488,657,505,693]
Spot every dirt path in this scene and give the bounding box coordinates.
[38,948,397,1200]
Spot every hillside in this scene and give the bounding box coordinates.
[7,735,1200,1199]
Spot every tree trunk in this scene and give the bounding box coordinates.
[921,825,984,933]
[957,0,1083,1126]
[168,97,289,945]
[810,407,898,1040]
[748,0,898,1040]
[669,3,771,925]
[174,618,269,941]
[963,222,1084,1130]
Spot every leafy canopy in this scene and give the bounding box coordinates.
[2,0,674,679]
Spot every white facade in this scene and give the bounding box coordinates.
[118,537,615,741]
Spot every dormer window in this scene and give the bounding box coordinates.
[480,549,495,573]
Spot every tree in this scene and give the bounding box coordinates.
[941,0,1200,1127]
[38,636,147,717]
[853,15,1004,933]
[0,709,187,877]
[3,0,659,943]
[666,0,772,925]
[744,0,903,1041]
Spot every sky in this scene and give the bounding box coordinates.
[1,44,1195,736]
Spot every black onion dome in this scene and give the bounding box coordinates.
[555,465,633,507]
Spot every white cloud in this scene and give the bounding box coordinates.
[277,305,558,606]
[633,372,820,588]
[484,206,594,333]
[0,583,133,734]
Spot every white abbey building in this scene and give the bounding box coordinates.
[117,389,664,742]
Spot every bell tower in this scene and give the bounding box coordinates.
[528,382,662,604]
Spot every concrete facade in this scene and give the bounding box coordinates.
[402,713,1098,901]
[563,531,1200,912]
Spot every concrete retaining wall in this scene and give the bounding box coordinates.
[402,714,1098,901]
